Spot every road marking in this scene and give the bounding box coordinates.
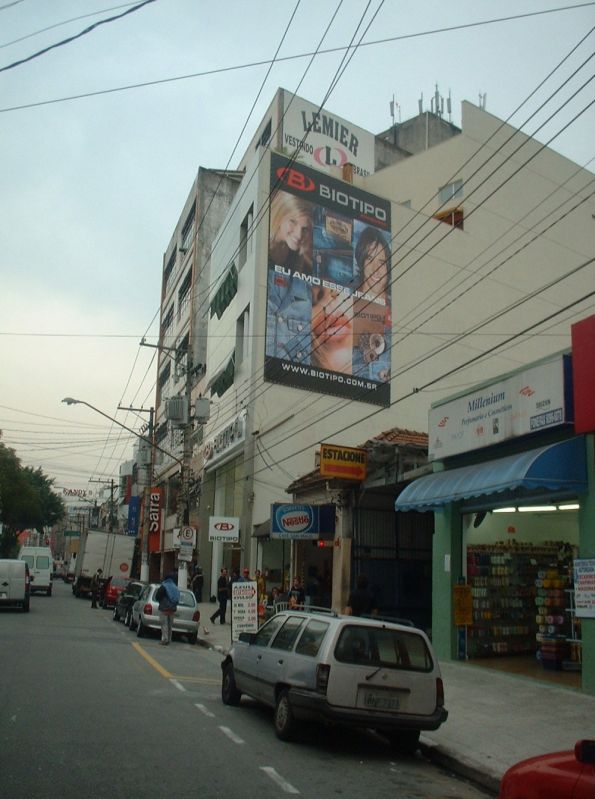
[218,725,245,745]
[131,642,172,679]
[195,703,215,718]
[260,767,300,794]
[170,679,186,692]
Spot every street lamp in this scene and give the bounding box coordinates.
[61,397,187,585]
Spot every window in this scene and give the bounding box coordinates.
[239,205,253,269]
[438,179,463,204]
[254,615,285,647]
[271,616,305,651]
[235,304,250,368]
[36,556,50,569]
[158,362,171,389]
[334,625,434,672]
[256,119,272,150]
[180,205,195,252]
[434,207,464,230]
[162,306,174,341]
[178,270,192,319]
[163,250,176,294]
[210,263,238,319]
[295,620,329,657]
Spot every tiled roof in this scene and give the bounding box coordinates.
[286,427,428,492]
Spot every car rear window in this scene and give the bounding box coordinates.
[110,577,129,589]
[21,555,34,568]
[335,625,434,672]
[177,590,195,607]
[36,556,51,569]
[295,619,329,657]
[271,616,305,651]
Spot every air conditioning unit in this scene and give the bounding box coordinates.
[194,397,211,424]
[166,396,188,426]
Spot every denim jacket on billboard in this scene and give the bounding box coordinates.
[266,271,312,364]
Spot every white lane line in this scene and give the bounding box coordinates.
[195,703,215,718]
[218,725,245,745]
[260,766,300,794]
[170,679,186,692]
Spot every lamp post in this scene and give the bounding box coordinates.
[62,397,185,584]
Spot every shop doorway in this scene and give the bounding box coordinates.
[463,502,580,689]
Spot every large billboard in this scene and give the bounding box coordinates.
[265,153,392,407]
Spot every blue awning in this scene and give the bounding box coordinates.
[395,437,587,512]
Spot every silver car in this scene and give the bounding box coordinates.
[129,583,200,645]
[221,609,447,750]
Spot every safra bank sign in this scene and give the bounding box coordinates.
[280,89,375,177]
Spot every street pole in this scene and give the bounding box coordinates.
[140,407,154,583]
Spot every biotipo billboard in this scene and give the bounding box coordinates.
[265,153,392,407]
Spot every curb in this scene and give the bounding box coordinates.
[419,739,500,796]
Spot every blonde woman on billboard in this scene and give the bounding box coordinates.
[355,226,391,303]
[269,190,313,273]
[311,286,353,374]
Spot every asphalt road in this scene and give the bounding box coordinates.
[1,581,494,799]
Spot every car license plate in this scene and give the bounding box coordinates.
[360,690,400,711]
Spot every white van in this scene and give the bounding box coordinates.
[0,559,31,611]
[19,546,53,596]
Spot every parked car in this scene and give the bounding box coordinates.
[499,739,595,798]
[220,609,447,748]
[129,583,200,644]
[101,575,133,609]
[0,559,31,612]
[113,580,146,625]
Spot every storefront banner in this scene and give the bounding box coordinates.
[127,496,140,536]
[148,487,161,553]
[571,315,595,433]
[574,559,595,618]
[320,443,367,480]
[280,90,375,177]
[428,356,572,460]
[208,516,240,543]
[270,503,335,540]
[265,152,392,407]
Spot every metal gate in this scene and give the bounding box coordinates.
[352,508,433,630]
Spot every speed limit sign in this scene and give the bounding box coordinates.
[178,526,196,547]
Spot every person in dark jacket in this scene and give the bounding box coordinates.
[155,573,180,645]
[210,568,229,625]
[345,574,378,617]
[90,568,103,609]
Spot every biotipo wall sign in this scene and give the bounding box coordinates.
[428,355,573,460]
[280,90,376,177]
[265,152,392,407]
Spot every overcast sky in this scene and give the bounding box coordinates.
[1,0,593,501]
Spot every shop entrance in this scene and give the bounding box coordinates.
[463,501,580,689]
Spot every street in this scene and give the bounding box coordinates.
[1,581,494,799]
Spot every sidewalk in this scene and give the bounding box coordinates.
[194,602,595,794]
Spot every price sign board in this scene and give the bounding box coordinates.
[574,558,595,618]
[231,581,258,636]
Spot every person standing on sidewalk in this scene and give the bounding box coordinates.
[155,573,180,645]
[210,567,229,625]
[90,568,103,609]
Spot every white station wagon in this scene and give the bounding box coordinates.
[221,609,447,750]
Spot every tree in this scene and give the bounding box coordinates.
[0,441,65,556]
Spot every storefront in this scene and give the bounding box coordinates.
[395,350,595,694]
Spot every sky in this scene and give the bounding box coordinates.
[1,0,593,503]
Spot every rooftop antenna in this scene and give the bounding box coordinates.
[418,93,423,115]
[447,90,452,122]
[479,92,487,110]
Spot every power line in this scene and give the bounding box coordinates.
[0,0,156,73]
[2,4,593,112]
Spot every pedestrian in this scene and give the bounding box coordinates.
[255,568,266,600]
[155,573,180,645]
[191,565,203,603]
[210,567,229,625]
[345,574,378,617]
[288,575,305,608]
[239,566,251,582]
[90,568,103,609]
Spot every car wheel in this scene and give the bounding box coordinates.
[137,618,146,638]
[221,663,242,706]
[112,606,119,621]
[274,690,298,741]
[384,729,420,754]
[188,632,198,646]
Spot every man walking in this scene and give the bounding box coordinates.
[155,573,180,646]
[210,567,229,625]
